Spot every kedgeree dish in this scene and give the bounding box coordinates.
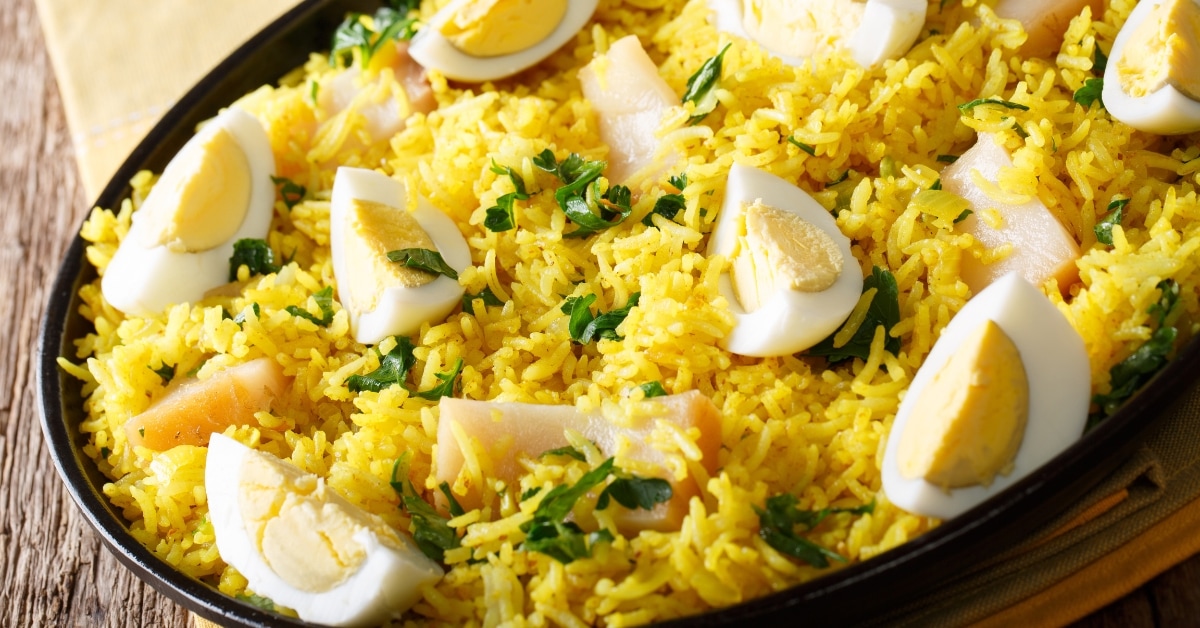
[56,0,1200,625]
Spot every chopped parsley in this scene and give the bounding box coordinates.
[1090,280,1181,426]
[235,593,276,612]
[755,494,875,567]
[483,161,530,232]
[539,445,587,462]
[100,447,111,459]
[330,3,419,67]
[954,209,974,223]
[228,238,280,281]
[533,150,632,237]
[643,173,689,227]
[561,292,641,344]
[270,175,306,210]
[808,266,901,362]
[347,336,463,400]
[637,381,668,398]
[519,457,669,563]
[787,136,817,156]
[1094,198,1128,245]
[682,43,731,125]
[957,97,1030,112]
[233,303,261,328]
[347,336,418,392]
[462,286,504,315]
[149,363,175,384]
[521,486,542,501]
[387,248,459,280]
[936,154,959,164]
[391,455,461,563]
[1074,78,1105,109]
[286,286,335,327]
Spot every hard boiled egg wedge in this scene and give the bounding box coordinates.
[330,167,469,345]
[707,0,928,68]
[101,107,275,317]
[1103,0,1200,135]
[707,163,863,357]
[881,273,1091,520]
[206,434,443,626]
[408,0,599,82]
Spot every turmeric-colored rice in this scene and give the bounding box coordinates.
[59,0,1200,625]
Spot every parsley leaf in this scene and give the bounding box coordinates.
[1074,78,1105,109]
[1094,198,1127,245]
[150,363,175,384]
[561,292,641,344]
[534,150,630,237]
[1090,280,1181,424]
[331,14,373,65]
[391,456,461,563]
[330,5,418,67]
[787,136,817,156]
[347,336,417,392]
[439,481,466,518]
[462,286,504,315]
[1093,45,1109,74]
[228,238,280,281]
[755,494,875,568]
[958,97,1030,112]
[522,520,613,564]
[637,381,668,398]
[412,358,464,400]
[529,458,615,523]
[808,267,901,362]
[484,161,531,232]
[233,303,261,328]
[387,248,459,280]
[597,477,672,511]
[235,593,276,612]
[540,445,587,462]
[954,209,974,223]
[643,192,686,227]
[936,154,959,163]
[682,43,731,125]
[270,175,306,210]
[286,286,335,327]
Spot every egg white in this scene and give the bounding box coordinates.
[330,167,469,345]
[206,434,443,626]
[706,0,927,68]
[707,163,863,357]
[881,273,1091,520]
[1102,0,1200,135]
[408,0,600,82]
[100,107,276,317]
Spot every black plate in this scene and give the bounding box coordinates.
[36,2,1200,626]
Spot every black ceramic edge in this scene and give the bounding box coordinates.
[34,1,1200,626]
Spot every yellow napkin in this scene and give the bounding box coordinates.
[32,1,1200,626]
[35,0,300,197]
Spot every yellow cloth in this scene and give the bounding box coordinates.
[32,1,1200,626]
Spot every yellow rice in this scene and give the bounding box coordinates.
[60,0,1200,624]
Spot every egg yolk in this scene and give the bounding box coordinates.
[137,127,251,253]
[742,0,866,59]
[897,319,1030,489]
[440,0,568,57]
[236,450,407,592]
[1117,0,1200,100]
[343,199,437,314]
[731,199,844,312]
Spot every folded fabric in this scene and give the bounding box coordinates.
[33,1,1200,626]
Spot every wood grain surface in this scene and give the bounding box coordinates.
[1,0,1197,625]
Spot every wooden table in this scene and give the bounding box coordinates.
[1,0,1198,625]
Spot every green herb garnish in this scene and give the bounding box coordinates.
[958,97,1030,112]
[1090,280,1181,425]
[808,266,901,362]
[330,3,419,67]
[347,336,418,392]
[149,363,175,384]
[787,136,817,156]
[411,358,464,400]
[235,593,276,612]
[755,494,874,567]
[228,238,280,281]
[637,381,668,398]
[1094,198,1128,245]
[484,161,531,232]
[270,175,306,210]
[533,150,631,237]
[596,476,672,511]
[233,303,261,328]
[954,209,973,223]
[462,286,504,315]
[540,445,587,462]
[286,286,335,327]
[1074,77,1105,109]
[936,154,959,163]
[561,292,641,344]
[682,43,731,125]
[386,248,459,280]
[391,455,461,563]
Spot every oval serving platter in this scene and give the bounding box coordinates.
[36,1,1200,626]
